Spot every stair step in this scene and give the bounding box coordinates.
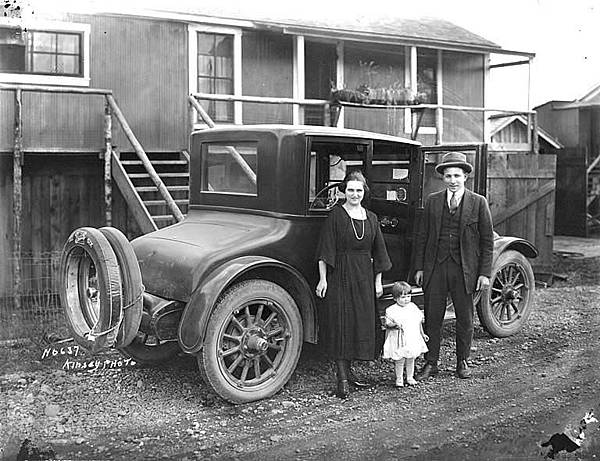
[143,199,189,206]
[135,185,189,192]
[119,151,184,161]
[128,173,189,179]
[121,160,188,166]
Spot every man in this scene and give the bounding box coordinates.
[414,152,493,379]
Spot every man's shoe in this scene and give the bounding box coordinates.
[336,379,350,399]
[456,360,472,379]
[415,362,439,381]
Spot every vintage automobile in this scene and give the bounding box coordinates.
[60,125,538,403]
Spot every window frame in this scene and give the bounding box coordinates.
[0,18,90,86]
[404,46,439,136]
[188,24,242,128]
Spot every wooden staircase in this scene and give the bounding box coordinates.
[112,151,189,231]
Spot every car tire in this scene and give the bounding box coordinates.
[99,227,143,348]
[198,280,303,404]
[119,334,181,365]
[477,250,535,338]
[59,227,123,352]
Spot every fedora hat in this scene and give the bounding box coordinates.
[435,152,472,174]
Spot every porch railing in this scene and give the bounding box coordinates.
[0,83,184,307]
[188,92,539,152]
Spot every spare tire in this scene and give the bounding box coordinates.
[60,227,123,352]
[99,227,143,348]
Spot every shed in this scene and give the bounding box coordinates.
[536,84,600,236]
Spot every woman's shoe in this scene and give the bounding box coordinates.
[336,379,350,399]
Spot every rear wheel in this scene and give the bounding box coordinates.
[198,280,303,403]
[477,250,535,337]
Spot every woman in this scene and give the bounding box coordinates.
[315,170,392,398]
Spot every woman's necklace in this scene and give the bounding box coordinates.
[345,205,366,240]
[351,218,365,240]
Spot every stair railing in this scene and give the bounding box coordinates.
[106,94,184,223]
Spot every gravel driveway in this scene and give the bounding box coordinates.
[1,254,599,460]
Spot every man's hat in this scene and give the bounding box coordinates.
[435,152,473,174]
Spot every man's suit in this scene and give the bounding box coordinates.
[414,188,494,364]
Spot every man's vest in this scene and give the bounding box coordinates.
[436,197,462,264]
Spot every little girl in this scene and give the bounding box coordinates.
[382,281,429,387]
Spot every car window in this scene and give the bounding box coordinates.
[201,142,258,196]
[308,141,367,211]
[370,140,412,204]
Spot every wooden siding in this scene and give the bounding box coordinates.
[242,31,293,124]
[0,92,15,151]
[0,13,189,153]
[0,155,13,294]
[487,150,556,273]
[442,51,484,143]
[537,106,579,148]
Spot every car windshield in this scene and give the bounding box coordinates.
[201,142,258,195]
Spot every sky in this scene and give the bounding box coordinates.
[23,0,600,110]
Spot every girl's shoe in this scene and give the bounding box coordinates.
[395,381,404,388]
[406,378,418,386]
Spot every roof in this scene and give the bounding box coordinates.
[489,115,563,149]
[192,124,422,146]
[35,0,533,56]
[536,83,600,110]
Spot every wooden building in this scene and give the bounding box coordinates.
[536,84,600,236]
[1,3,544,300]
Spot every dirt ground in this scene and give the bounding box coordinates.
[1,253,600,461]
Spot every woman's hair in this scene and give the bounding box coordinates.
[391,281,412,299]
[338,170,370,194]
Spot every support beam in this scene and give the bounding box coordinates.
[12,89,23,309]
[103,100,113,226]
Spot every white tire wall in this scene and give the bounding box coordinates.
[99,227,143,348]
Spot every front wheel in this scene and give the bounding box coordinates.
[198,280,303,404]
[477,250,535,337]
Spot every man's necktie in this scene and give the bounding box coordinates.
[449,192,458,215]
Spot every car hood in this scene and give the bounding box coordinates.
[131,210,290,301]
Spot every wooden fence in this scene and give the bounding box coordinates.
[487,150,556,276]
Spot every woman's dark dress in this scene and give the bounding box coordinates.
[317,205,392,360]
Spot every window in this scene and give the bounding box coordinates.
[416,49,438,128]
[0,19,89,85]
[189,26,241,126]
[308,141,367,211]
[197,32,233,122]
[201,142,258,196]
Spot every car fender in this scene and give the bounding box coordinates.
[178,255,316,354]
[492,234,538,265]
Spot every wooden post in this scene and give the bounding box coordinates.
[323,102,331,127]
[531,112,539,154]
[13,89,23,309]
[104,99,113,226]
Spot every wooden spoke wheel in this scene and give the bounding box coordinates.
[198,280,303,403]
[477,250,535,337]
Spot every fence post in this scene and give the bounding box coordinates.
[104,98,113,226]
[13,89,23,309]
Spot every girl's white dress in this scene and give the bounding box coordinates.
[382,302,428,360]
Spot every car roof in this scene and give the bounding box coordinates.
[192,124,422,146]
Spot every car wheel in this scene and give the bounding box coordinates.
[119,333,180,365]
[198,280,303,404]
[99,227,143,348]
[477,250,535,338]
[60,227,122,352]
